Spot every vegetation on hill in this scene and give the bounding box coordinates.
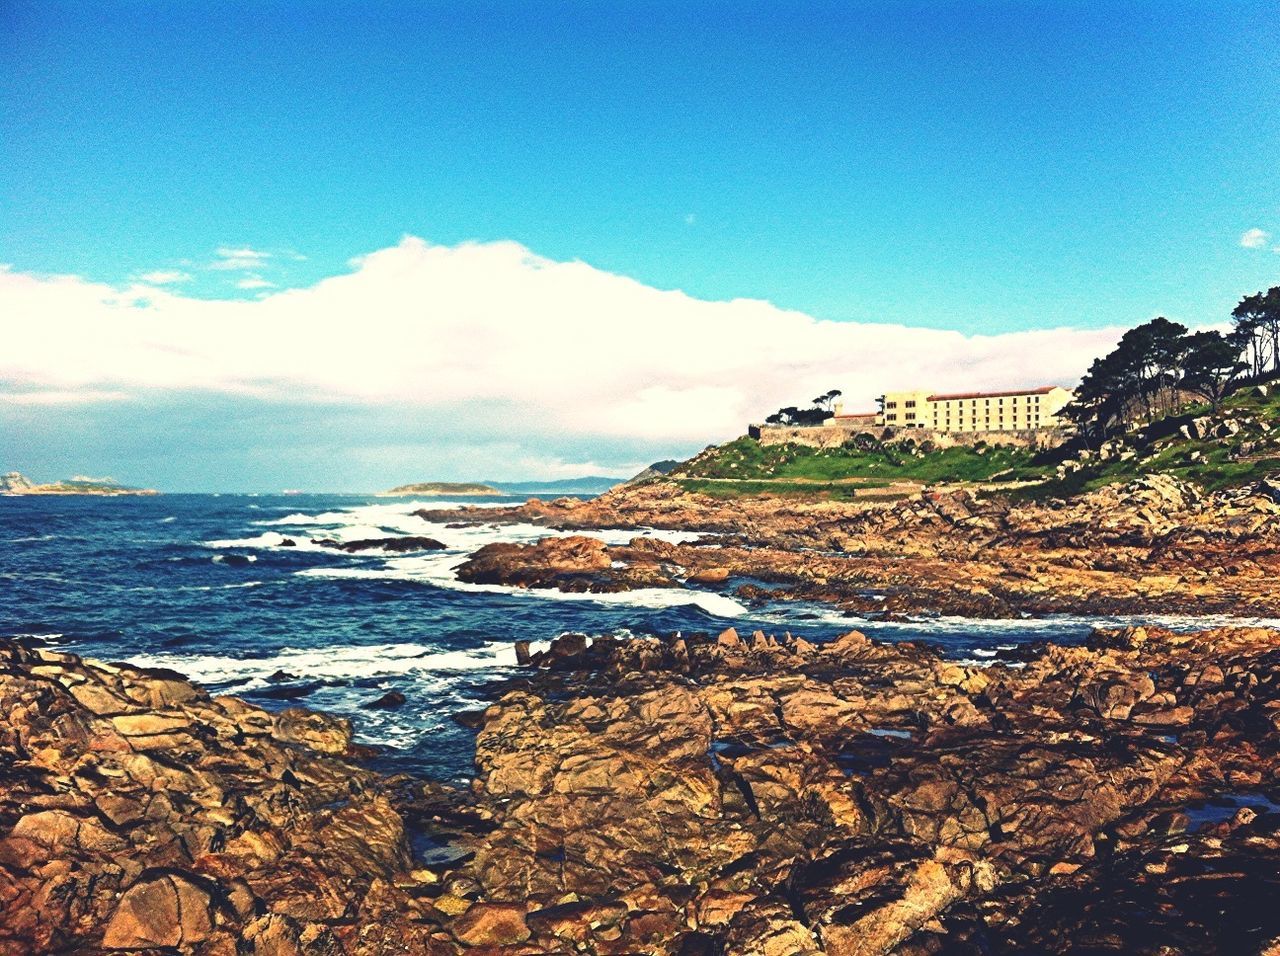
[381,481,503,496]
[1069,287,1280,441]
[666,283,1280,503]
[762,388,843,426]
[671,435,1041,492]
[1010,384,1280,499]
[0,472,157,495]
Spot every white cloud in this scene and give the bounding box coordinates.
[235,275,275,290]
[1240,227,1270,249]
[0,236,1136,446]
[210,246,273,270]
[137,270,192,285]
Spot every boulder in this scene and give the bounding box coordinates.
[101,872,215,949]
[271,708,352,754]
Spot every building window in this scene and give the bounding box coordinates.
[905,400,917,408]
[905,412,916,421]
[885,401,897,409]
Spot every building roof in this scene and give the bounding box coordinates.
[926,385,1066,402]
[834,411,879,419]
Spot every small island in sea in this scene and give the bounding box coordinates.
[379,481,505,497]
[0,471,158,496]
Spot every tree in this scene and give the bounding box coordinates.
[1181,330,1245,409]
[1064,350,1130,444]
[765,391,842,427]
[1232,287,1280,377]
[812,389,843,411]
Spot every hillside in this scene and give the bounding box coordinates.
[487,476,621,495]
[0,472,158,496]
[380,481,504,497]
[665,384,1279,501]
[667,436,1043,500]
[1005,383,1280,498]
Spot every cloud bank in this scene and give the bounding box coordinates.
[2,237,1130,475]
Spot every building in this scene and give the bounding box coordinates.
[830,404,880,427]
[876,385,1074,433]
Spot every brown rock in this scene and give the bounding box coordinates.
[451,901,531,946]
[101,872,215,949]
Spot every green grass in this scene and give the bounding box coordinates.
[675,436,1045,485]
[1011,384,1280,500]
[668,383,1280,504]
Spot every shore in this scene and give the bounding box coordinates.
[422,474,1280,619]
[5,620,1280,953]
[5,475,1280,953]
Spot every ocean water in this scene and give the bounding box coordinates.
[2,493,1273,781]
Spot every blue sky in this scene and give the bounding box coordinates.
[2,2,1278,489]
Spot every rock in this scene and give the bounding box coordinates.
[717,627,742,648]
[310,535,447,552]
[101,872,215,949]
[9,613,1280,953]
[687,567,730,584]
[272,707,353,754]
[451,902,531,946]
[364,690,406,709]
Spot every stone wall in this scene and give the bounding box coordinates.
[750,422,1068,450]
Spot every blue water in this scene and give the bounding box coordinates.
[2,493,1268,781]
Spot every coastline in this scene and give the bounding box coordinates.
[420,474,1280,620]
[0,487,160,496]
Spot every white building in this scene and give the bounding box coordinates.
[876,385,1074,433]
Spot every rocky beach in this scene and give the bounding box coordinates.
[433,473,1280,619]
[6,617,1280,954]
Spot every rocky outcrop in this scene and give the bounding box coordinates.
[0,471,158,496]
[0,472,34,493]
[0,641,462,954]
[456,534,681,592]
[311,535,447,553]
[428,474,1280,618]
[9,624,1280,953]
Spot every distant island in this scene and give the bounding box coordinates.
[381,473,658,498]
[0,471,158,496]
[379,481,505,497]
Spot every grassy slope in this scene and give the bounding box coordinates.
[672,436,1041,488]
[666,386,1279,502]
[1012,387,1280,499]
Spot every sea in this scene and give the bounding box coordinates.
[3,493,1274,782]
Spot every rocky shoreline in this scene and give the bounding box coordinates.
[435,475,1280,618]
[7,620,1280,953]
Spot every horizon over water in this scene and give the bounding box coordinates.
[4,493,1274,781]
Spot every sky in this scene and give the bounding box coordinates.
[2,1,1278,491]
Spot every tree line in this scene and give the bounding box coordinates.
[1066,285,1280,442]
[764,389,843,427]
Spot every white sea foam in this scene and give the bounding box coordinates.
[208,498,724,614]
[125,639,527,690]
[754,603,1280,636]
[296,547,746,618]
